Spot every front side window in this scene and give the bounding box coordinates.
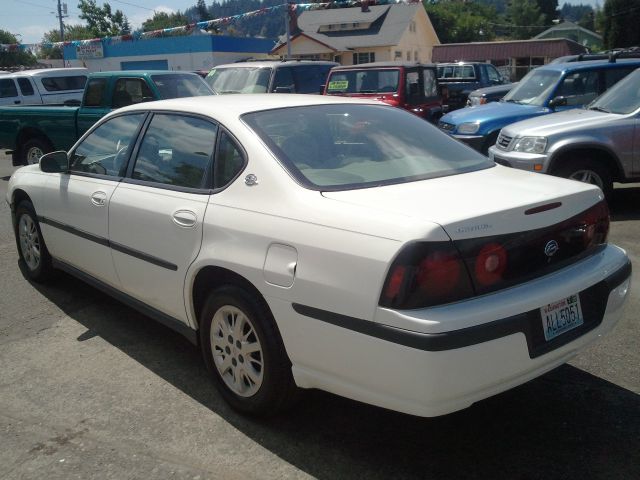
[70,114,145,176]
[502,69,561,106]
[16,78,35,96]
[292,65,333,94]
[112,78,154,108]
[41,75,87,92]
[205,67,272,94]
[243,104,491,190]
[556,70,600,106]
[132,114,217,189]
[151,74,213,99]
[83,78,107,107]
[0,79,18,98]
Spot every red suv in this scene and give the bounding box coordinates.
[324,62,446,123]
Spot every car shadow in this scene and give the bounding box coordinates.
[610,184,640,221]
[25,267,640,479]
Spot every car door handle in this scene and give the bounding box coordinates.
[90,191,107,206]
[172,209,197,228]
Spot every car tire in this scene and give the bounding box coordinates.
[14,200,53,282]
[554,158,613,201]
[199,285,298,416]
[21,137,53,166]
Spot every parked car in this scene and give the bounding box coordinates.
[437,62,508,111]
[324,61,445,123]
[438,58,640,154]
[489,67,640,199]
[0,70,214,166]
[8,94,630,418]
[466,82,515,107]
[205,60,337,94]
[0,68,88,106]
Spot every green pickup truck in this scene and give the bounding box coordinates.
[0,70,214,166]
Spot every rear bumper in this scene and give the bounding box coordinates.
[271,245,631,417]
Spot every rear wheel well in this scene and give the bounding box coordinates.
[16,128,53,156]
[192,266,268,330]
[550,148,623,182]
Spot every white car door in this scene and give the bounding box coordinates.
[0,77,22,106]
[14,77,41,105]
[108,113,219,323]
[37,113,147,287]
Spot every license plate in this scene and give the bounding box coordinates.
[540,294,584,341]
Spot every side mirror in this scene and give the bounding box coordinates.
[548,96,567,109]
[319,84,326,94]
[40,151,69,173]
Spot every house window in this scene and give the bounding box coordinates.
[409,20,416,33]
[394,51,402,60]
[414,51,418,61]
[354,52,375,64]
[406,51,411,61]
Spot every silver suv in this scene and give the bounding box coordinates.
[488,67,640,199]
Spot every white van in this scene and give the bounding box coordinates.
[0,68,88,106]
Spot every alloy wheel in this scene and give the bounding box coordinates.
[26,146,44,165]
[569,169,604,190]
[19,214,41,271]
[210,305,264,397]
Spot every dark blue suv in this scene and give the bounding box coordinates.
[438,58,640,153]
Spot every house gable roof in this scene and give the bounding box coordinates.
[534,21,603,41]
[273,4,420,53]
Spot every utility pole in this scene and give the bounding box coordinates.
[56,0,67,66]
[285,4,291,59]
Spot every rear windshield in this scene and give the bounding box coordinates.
[326,69,400,94]
[502,69,561,106]
[243,104,491,191]
[41,75,87,92]
[437,65,476,80]
[205,67,272,94]
[150,74,213,98]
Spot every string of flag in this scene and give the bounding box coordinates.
[0,0,419,54]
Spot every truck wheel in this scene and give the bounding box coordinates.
[21,138,52,166]
[199,285,298,416]
[14,200,53,282]
[554,159,613,201]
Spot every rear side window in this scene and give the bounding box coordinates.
[292,65,333,94]
[424,69,438,98]
[486,65,502,83]
[16,78,35,96]
[0,79,18,98]
[214,132,245,188]
[83,78,107,107]
[132,114,217,189]
[604,67,634,89]
[41,75,87,92]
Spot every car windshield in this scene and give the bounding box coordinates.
[243,104,492,191]
[587,68,640,114]
[150,74,214,98]
[205,67,272,94]
[326,69,400,94]
[502,69,561,106]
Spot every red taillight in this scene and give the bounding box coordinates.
[582,200,609,247]
[380,241,474,309]
[474,242,508,287]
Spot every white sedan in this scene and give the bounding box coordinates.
[7,95,631,417]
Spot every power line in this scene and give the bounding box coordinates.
[12,0,52,10]
[109,0,156,11]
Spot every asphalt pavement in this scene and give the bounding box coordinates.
[1,152,638,480]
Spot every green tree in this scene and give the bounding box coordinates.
[424,1,496,43]
[141,11,191,33]
[0,30,37,68]
[537,0,559,25]
[40,25,95,59]
[507,0,546,39]
[78,0,130,37]
[196,0,211,21]
[602,0,640,49]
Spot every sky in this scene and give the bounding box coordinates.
[2,0,603,45]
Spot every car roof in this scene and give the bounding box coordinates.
[117,93,381,117]
[211,60,339,70]
[536,58,640,73]
[89,70,200,78]
[9,68,88,77]
[331,61,436,70]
